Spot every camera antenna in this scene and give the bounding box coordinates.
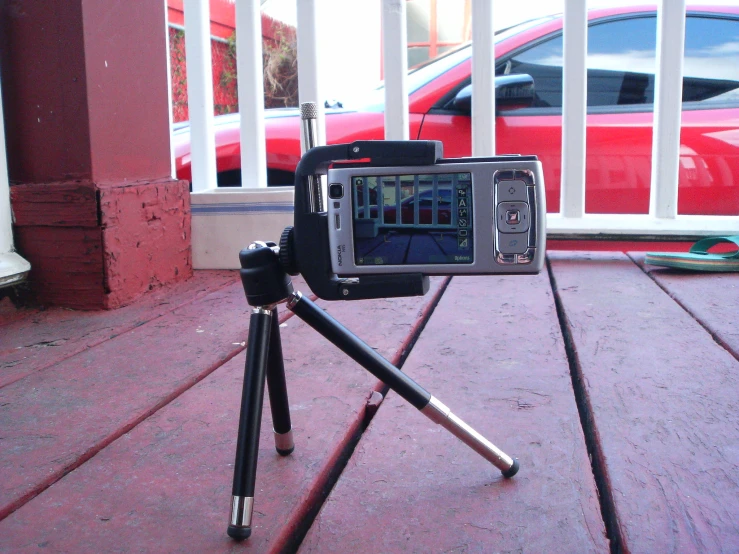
[300,102,323,213]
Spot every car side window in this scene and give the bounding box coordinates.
[499,14,739,110]
[585,17,658,106]
[500,34,564,108]
[683,16,739,105]
[501,16,659,108]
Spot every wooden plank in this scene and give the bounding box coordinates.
[10,181,98,227]
[549,251,739,552]
[301,274,608,553]
[0,278,279,519]
[13,226,105,309]
[0,270,239,388]
[631,252,739,360]
[0,278,448,552]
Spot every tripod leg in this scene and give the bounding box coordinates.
[265,307,294,455]
[228,308,272,540]
[287,291,519,477]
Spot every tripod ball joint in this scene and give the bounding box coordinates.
[239,243,294,307]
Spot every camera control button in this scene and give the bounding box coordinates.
[527,186,537,247]
[517,248,536,264]
[498,232,529,254]
[506,209,521,225]
[496,201,530,233]
[496,180,527,202]
[495,252,517,265]
[329,183,344,199]
[514,170,535,185]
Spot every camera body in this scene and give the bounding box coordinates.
[285,140,545,301]
[326,158,545,276]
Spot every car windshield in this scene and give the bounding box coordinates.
[342,15,556,110]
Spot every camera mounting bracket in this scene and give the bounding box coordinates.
[281,140,444,301]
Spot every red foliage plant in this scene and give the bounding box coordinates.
[168,14,297,123]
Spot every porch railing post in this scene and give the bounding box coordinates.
[471,0,495,156]
[382,0,409,141]
[184,0,218,192]
[649,0,686,219]
[236,0,267,188]
[297,0,326,149]
[560,0,588,218]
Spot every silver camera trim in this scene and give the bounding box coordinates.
[327,160,546,276]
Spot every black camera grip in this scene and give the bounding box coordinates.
[288,141,442,301]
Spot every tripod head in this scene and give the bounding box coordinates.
[278,140,444,301]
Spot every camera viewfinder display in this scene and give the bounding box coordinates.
[351,173,474,266]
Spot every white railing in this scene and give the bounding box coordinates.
[183,0,219,191]
[471,0,495,156]
[0,76,31,288]
[382,0,409,141]
[559,0,587,220]
[180,0,737,239]
[548,0,737,238]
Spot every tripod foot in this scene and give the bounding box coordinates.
[502,458,520,478]
[227,495,254,540]
[274,429,295,456]
[227,524,252,541]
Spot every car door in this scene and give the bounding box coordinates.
[418,12,739,215]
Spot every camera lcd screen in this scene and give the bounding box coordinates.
[351,173,473,266]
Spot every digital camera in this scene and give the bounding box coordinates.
[285,140,545,301]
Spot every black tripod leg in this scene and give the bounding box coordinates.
[287,291,519,477]
[265,307,294,455]
[228,308,272,540]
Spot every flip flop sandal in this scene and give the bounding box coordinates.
[645,235,739,272]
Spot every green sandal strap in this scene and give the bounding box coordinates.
[689,236,739,258]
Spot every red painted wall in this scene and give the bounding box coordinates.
[1,0,173,183]
[167,0,295,123]
[167,0,237,39]
[169,29,239,123]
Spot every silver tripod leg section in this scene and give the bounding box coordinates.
[230,495,254,528]
[421,396,519,477]
[273,429,295,452]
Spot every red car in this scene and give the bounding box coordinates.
[174,4,739,216]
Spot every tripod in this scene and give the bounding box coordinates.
[227,241,519,540]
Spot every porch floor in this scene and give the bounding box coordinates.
[1,252,738,553]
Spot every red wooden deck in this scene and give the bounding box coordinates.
[1,253,737,553]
